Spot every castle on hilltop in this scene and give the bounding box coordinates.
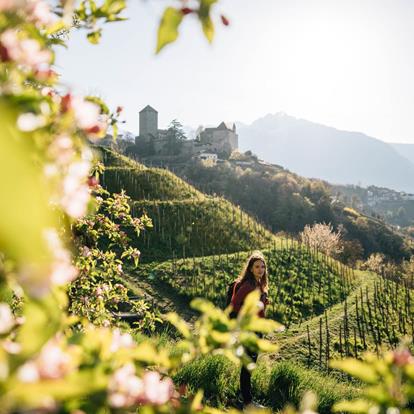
[135,105,238,159]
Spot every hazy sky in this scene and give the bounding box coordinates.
[56,0,414,143]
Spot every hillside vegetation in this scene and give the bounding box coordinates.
[99,147,414,409]
[101,149,275,262]
[172,159,412,261]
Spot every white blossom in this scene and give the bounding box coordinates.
[71,97,100,130]
[26,0,55,26]
[60,160,91,218]
[17,113,46,131]
[141,371,174,405]
[0,303,14,334]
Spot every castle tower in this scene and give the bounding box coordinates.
[139,105,158,141]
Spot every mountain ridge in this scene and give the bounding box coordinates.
[235,114,414,193]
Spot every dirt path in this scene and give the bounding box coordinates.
[123,270,198,323]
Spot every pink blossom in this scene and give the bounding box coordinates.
[18,264,54,298]
[44,229,78,285]
[37,340,73,379]
[110,328,134,352]
[393,348,414,367]
[81,246,91,257]
[108,365,174,408]
[48,134,74,166]
[108,364,144,408]
[50,258,78,286]
[0,303,14,334]
[17,338,74,382]
[3,340,22,354]
[141,371,174,405]
[131,249,140,259]
[0,29,52,69]
[0,0,19,12]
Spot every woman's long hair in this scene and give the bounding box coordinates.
[235,251,268,293]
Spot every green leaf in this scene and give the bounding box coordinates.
[156,7,183,53]
[199,0,218,43]
[191,389,204,411]
[332,399,373,413]
[0,102,55,266]
[87,29,102,44]
[164,312,191,339]
[210,330,231,344]
[238,290,261,318]
[7,367,107,406]
[201,14,214,43]
[17,292,64,358]
[85,96,109,114]
[256,338,278,353]
[190,297,216,314]
[244,317,281,334]
[103,0,126,15]
[46,20,67,35]
[330,359,379,384]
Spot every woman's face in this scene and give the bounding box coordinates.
[250,259,265,282]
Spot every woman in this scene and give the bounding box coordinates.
[230,251,269,408]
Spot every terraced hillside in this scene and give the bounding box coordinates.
[101,149,276,262]
[100,148,414,373]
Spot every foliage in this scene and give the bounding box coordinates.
[69,186,161,331]
[169,160,412,261]
[331,345,414,414]
[164,119,187,155]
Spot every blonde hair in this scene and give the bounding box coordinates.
[235,250,268,293]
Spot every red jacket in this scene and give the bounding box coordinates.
[231,279,268,318]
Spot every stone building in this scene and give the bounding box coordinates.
[135,105,238,158]
[198,122,238,156]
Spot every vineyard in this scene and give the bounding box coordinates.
[140,243,355,326]
[100,147,414,373]
[100,148,276,262]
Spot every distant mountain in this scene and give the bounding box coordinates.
[390,143,414,165]
[237,113,414,193]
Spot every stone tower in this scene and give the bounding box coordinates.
[139,105,158,141]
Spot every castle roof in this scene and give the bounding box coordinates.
[217,121,236,131]
[140,105,158,113]
[203,122,236,133]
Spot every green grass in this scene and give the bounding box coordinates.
[174,355,358,412]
